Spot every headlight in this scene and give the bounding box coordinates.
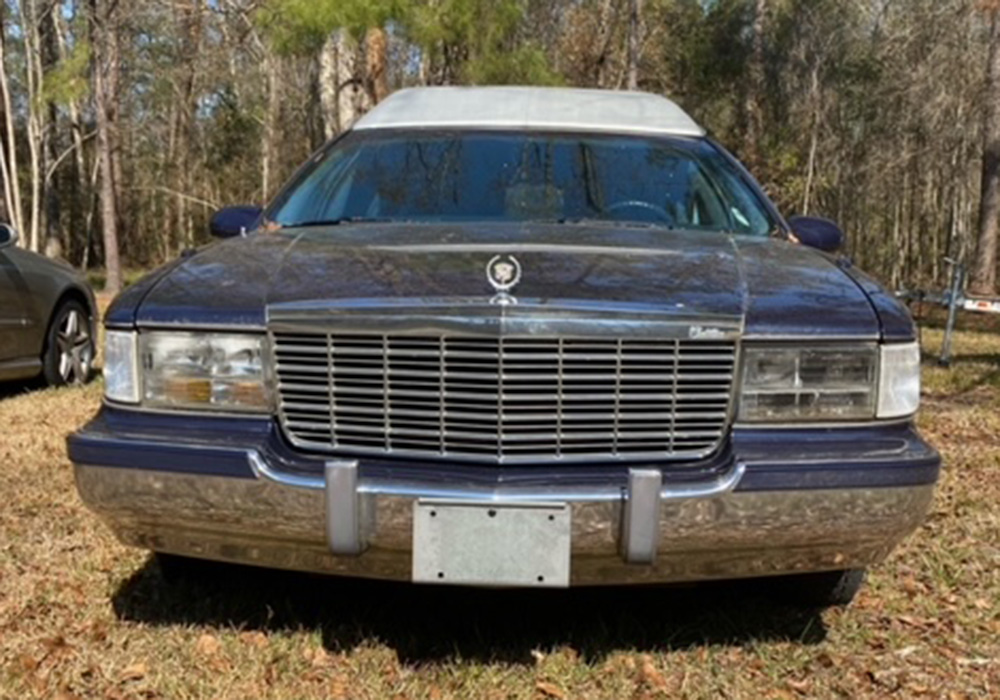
[141,332,268,412]
[739,342,920,423]
[104,330,139,403]
[739,345,878,422]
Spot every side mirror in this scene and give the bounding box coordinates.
[0,223,18,249]
[787,216,845,253]
[210,206,263,239]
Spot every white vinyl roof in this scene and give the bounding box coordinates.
[352,86,706,138]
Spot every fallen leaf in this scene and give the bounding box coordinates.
[786,678,811,694]
[311,647,333,668]
[119,662,147,682]
[195,633,221,657]
[639,656,668,690]
[42,636,69,652]
[330,674,349,700]
[815,651,837,668]
[957,657,993,666]
[536,680,566,699]
[239,631,269,649]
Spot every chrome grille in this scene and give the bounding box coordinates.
[272,333,737,464]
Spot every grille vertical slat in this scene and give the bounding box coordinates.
[273,332,736,464]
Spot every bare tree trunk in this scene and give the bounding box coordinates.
[364,27,388,105]
[89,0,121,294]
[319,29,369,140]
[594,0,616,88]
[745,0,767,173]
[41,0,63,258]
[19,0,45,252]
[172,0,202,252]
[261,50,279,200]
[54,3,88,263]
[971,9,1000,296]
[802,64,821,215]
[626,0,642,90]
[318,32,340,141]
[0,3,25,238]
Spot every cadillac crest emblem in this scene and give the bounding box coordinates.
[486,255,522,293]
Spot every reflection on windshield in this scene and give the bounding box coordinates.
[268,132,775,236]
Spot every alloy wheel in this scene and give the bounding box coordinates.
[55,308,93,385]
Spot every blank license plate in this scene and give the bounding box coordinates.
[412,501,571,587]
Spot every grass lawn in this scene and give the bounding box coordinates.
[0,310,997,699]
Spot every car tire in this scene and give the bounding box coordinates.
[769,569,867,608]
[42,299,95,387]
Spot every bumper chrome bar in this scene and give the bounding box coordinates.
[316,459,745,563]
[74,452,932,587]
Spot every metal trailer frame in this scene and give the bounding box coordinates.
[896,259,1000,367]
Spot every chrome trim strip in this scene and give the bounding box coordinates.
[661,461,746,500]
[245,449,747,502]
[267,298,742,341]
[0,356,42,371]
[622,468,661,564]
[325,460,367,555]
[741,334,879,342]
[0,357,43,381]
[135,322,268,332]
[248,451,322,490]
[103,399,272,419]
[733,418,913,430]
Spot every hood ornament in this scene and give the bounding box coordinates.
[486,254,521,305]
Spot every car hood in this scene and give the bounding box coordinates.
[131,222,882,338]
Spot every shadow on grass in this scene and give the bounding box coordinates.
[0,378,43,401]
[921,352,1000,366]
[112,558,827,666]
[0,370,102,403]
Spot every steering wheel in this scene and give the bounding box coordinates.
[605,200,674,223]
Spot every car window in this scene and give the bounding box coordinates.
[268,131,776,236]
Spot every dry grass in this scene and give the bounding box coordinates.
[0,308,998,699]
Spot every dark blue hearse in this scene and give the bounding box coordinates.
[69,87,938,605]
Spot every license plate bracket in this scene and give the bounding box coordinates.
[412,500,571,588]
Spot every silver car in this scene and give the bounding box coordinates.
[0,223,97,386]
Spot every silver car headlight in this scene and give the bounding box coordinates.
[738,342,919,423]
[139,332,268,412]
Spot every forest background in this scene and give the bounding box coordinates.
[1,0,998,298]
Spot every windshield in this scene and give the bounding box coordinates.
[268,131,776,236]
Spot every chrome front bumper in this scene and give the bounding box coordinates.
[74,455,934,587]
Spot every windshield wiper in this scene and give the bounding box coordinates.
[549,216,675,230]
[280,216,395,228]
